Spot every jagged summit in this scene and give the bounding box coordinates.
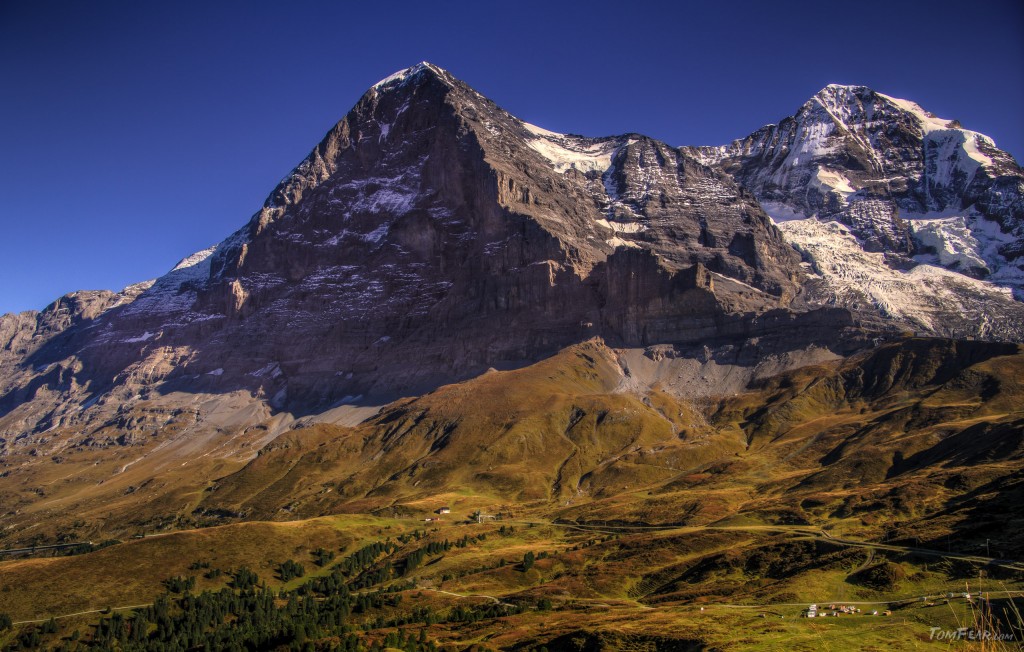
[690,81,1022,258]
[810,83,990,143]
[371,61,450,90]
[813,83,874,103]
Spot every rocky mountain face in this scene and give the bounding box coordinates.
[688,84,1024,337]
[0,65,1022,544]
[689,84,1024,260]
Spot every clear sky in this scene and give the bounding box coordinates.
[1,0,1022,315]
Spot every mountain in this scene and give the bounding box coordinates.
[688,84,1024,338]
[1,64,1023,650]
[1,64,874,438]
[690,84,1024,263]
[198,337,1024,524]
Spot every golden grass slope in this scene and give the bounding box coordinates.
[200,340,744,520]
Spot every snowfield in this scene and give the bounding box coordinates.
[778,218,1015,336]
[522,122,617,175]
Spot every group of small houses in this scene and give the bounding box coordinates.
[804,604,890,618]
[804,592,976,618]
[423,506,451,522]
[424,507,500,524]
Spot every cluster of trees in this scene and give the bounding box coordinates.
[7,579,434,651]
[62,540,121,557]
[184,559,221,580]
[374,628,432,651]
[369,600,524,631]
[231,567,260,590]
[401,539,453,576]
[349,533,491,584]
[89,587,348,650]
[278,560,306,582]
[302,567,352,598]
[312,547,335,567]
[7,619,55,649]
[350,562,394,590]
[451,534,486,548]
[163,576,196,593]
[523,550,551,572]
[522,552,535,571]
[446,603,523,624]
[337,541,399,578]
[3,528,552,651]
[396,531,426,545]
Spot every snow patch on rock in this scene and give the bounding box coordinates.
[811,168,855,197]
[909,215,989,273]
[907,211,1024,290]
[593,218,647,233]
[522,122,617,174]
[120,245,218,318]
[606,236,641,249]
[761,201,810,223]
[878,93,957,134]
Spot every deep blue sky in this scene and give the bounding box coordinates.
[2,0,1022,315]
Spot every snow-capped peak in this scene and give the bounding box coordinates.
[372,62,447,90]
[809,86,994,156]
